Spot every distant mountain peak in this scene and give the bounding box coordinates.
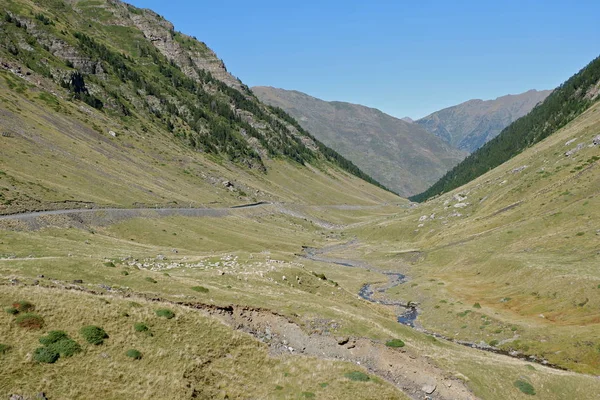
[416,89,551,152]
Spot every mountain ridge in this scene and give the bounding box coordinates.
[253,86,467,197]
[415,89,552,152]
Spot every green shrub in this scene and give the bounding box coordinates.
[0,344,11,354]
[473,302,482,309]
[145,277,157,284]
[121,270,129,276]
[12,301,35,312]
[301,392,315,398]
[125,349,142,360]
[344,371,370,382]
[191,286,209,293]
[15,313,44,329]
[385,339,405,348]
[49,338,82,357]
[33,347,59,363]
[489,339,499,347]
[155,309,175,319]
[319,383,328,388]
[80,325,108,345]
[514,380,536,395]
[134,322,149,332]
[104,261,116,267]
[5,307,18,315]
[40,330,69,346]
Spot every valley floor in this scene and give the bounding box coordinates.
[1,201,599,400]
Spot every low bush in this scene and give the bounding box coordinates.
[39,330,69,346]
[191,286,209,293]
[33,347,59,364]
[155,308,175,319]
[514,380,536,395]
[0,344,11,354]
[134,322,149,332]
[104,261,116,267]
[145,277,157,284]
[49,338,81,357]
[473,302,482,309]
[385,339,405,348]
[121,270,129,276]
[5,307,18,315]
[37,331,81,360]
[489,339,499,347]
[125,349,142,360]
[12,301,35,312]
[344,371,370,382]
[15,313,44,329]
[80,325,108,345]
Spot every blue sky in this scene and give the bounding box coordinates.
[128,0,600,119]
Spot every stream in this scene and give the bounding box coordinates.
[302,244,420,327]
[301,241,567,371]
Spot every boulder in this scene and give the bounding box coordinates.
[336,336,349,345]
[421,377,437,394]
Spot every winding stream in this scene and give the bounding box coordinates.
[302,244,420,327]
[301,241,567,371]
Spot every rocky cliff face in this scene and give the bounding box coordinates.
[416,89,551,152]
[253,86,467,197]
[64,0,245,90]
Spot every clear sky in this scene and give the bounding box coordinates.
[128,0,600,119]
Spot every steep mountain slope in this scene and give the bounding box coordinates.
[356,97,600,374]
[253,86,467,197]
[412,56,600,202]
[0,0,396,216]
[416,89,551,152]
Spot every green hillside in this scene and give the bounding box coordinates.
[0,0,391,216]
[411,56,600,202]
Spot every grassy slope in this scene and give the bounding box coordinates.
[0,70,398,213]
[0,286,405,400]
[354,100,600,374]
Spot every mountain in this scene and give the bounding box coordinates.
[252,87,467,197]
[0,0,396,217]
[411,56,600,202]
[416,89,551,152]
